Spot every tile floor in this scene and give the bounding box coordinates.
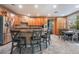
[0,35,79,54]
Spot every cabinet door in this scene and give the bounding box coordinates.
[0,16,3,44]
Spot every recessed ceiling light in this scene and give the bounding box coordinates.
[75,5,79,8]
[34,5,38,8]
[11,13,15,17]
[18,5,23,8]
[53,5,57,9]
[48,14,51,16]
[27,13,31,16]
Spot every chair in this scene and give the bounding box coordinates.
[59,29,68,40]
[77,33,79,41]
[72,30,79,42]
[71,34,77,42]
[10,30,26,54]
[30,30,42,54]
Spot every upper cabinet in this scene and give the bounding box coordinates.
[13,16,21,26]
[0,7,22,28]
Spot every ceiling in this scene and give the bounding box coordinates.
[1,4,79,17]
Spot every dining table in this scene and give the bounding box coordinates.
[63,30,75,41]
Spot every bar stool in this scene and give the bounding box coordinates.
[18,32,27,48]
[30,30,42,54]
[41,31,48,48]
[10,30,26,54]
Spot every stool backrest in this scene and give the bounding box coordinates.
[10,30,20,41]
[32,30,42,40]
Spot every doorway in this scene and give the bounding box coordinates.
[47,18,54,34]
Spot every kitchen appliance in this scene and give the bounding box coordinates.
[0,16,11,45]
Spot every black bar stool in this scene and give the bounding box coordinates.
[41,31,48,48]
[30,30,42,54]
[10,30,26,54]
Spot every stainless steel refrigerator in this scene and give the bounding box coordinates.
[0,16,11,45]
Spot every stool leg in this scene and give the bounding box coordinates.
[18,41,21,54]
[31,44,34,54]
[24,39,27,48]
[48,35,51,45]
[39,41,42,51]
[10,42,14,54]
[19,47,21,54]
[46,39,47,48]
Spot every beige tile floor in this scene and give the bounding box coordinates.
[0,35,79,54]
[43,35,79,54]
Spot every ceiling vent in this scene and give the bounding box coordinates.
[10,4,16,6]
[54,11,58,13]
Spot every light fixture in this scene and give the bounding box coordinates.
[34,4,38,8]
[48,14,51,16]
[11,13,15,17]
[53,5,57,9]
[27,13,31,16]
[75,5,79,8]
[18,4,23,8]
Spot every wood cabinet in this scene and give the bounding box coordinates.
[13,16,21,26]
